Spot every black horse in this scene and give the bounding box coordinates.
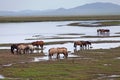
[11,44,19,54]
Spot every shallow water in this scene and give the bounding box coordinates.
[0,20,120,44]
[1,42,120,53]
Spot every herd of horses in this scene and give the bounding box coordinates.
[10,29,110,59]
[97,29,110,36]
[10,40,92,59]
[11,41,44,54]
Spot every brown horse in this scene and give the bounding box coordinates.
[97,29,110,36]
[57,47,68,58]
[32,41,44,49]
[48,47,68,59]
[74,41,83,49]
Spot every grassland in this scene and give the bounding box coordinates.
[68,20,120,27]
[0,15,120,23]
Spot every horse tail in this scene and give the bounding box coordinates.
[74,42,76,48]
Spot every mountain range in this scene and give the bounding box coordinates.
[0,2,120,16]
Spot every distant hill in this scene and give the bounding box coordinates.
[0,2,120,16]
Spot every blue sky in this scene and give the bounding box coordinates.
[0,0,120,11]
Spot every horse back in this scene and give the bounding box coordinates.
[49,48,58,54]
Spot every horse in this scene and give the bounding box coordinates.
[57,47,68,58]
[48,47,68,59]
[32,41,44,49]
[74,41,83,49]
[25,44,34,54]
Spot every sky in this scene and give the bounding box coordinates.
[0,0,120,11]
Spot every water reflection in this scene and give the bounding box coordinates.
[32,53,78,62]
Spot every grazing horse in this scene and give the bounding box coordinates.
[74,41,83,49]
[25,44,34,53]
[32,41,44,49]
[57,47,68,58]
[97,29,110,36]
[48,47,68,59]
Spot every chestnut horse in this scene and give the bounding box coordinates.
[74,41,83,49]
[32,41,44,49]
[48,47,68,59]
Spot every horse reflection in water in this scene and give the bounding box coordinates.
[11,43,34,54]
[97,29,110,36]
[48,47,68,59]
[32,41,44,53]
[74,41,92,51]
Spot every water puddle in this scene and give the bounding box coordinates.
[97,74,120,79]
[3,64,13,67]
[0,75,5,79]
[115,57,120,59]
[32,54,78,62]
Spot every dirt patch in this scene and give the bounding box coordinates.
[0,49,45,65]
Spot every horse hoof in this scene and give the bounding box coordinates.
[90,47,93,48]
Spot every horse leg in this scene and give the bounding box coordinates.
[11,48,14,54]
[80,45,83,50]
[64,53,68,59]
[49,53,52,59]
[74,43,77,49]
[57,53,60,59]
[40,45,43,50]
